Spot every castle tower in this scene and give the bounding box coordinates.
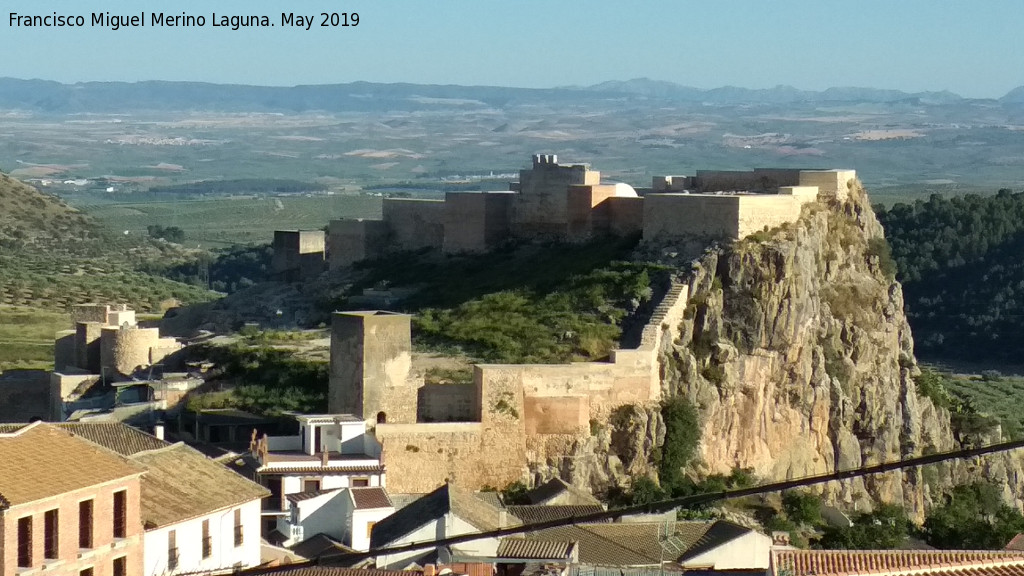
[509,154,600,238]
[328,311,417,423]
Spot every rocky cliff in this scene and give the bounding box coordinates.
[559,182,1024,522]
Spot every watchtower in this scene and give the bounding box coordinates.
[328,311,417,423]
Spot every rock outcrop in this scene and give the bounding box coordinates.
[560,181,1024,521]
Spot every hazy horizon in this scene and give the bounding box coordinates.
[2,1,1023,99]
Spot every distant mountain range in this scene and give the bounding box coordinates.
[0,76,1021,113]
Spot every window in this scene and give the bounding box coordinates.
[168,530,178,570]
[80,568,94,576]
[44,509,59,559]
[366,521,376,539]
[79,499,94,549]
[17,516,32,568]
[113,490,127,538]
[351,477,370,487]
[113,557,126,576]
[314,426,323,452]
[201,519,211,559]
[302,478,321,492]
[233,509,243,547]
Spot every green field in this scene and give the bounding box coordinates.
[0,306,68,371]
[942,373,1024,439]
[73,194,384,246]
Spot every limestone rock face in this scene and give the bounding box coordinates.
[651,183,1024,521]
[539,182,1024,520]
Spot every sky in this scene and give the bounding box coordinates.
[2,0,1022,98]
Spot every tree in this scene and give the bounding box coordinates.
[782,490,822,526]
[659,396,701,493]
[922,483,1024,549]
[817,504,910,549]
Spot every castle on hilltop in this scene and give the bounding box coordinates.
[304,155,855,270]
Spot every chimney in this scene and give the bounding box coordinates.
[320,450,329,466]
[772,531,791,546]
[498,509,508,528]
[153,421,165,441]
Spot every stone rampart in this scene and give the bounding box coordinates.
[382,198,446,251]
[693,168,802,192]
[607,196,645,236]
[374,422,525,492]
[511,155,599,238]
[272,230,326,281]
[643,194,742,241]
[328,219,388,270]
[74,321,104,373]
[417,383,479,422]
[442,191,514,254]
[566,185,617,240]
[329,311,418,423]
[54,330,76,372]
[100,325,160,376]
[799,170,856,201]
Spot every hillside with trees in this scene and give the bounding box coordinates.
[877,189,1024,362]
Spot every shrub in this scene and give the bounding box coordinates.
[782,490,822,525]
[659,396,701,492]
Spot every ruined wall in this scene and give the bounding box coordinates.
[49,373,101,420]
[329,311,417,423]
[511,155,599,238]
[328,219,389,270]
[100,325,159,376]
[72,304,114,325]
[382,199,446,251]
[442,192,514,254]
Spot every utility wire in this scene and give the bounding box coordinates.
[304,436,1024,566]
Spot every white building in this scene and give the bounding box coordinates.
[370,482,520,569]
[278,486,394,550]
[248,414,385,539]
[131,443,269,576]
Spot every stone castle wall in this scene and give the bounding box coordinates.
[328,219,388,270]
[382,199,446,251]
[511,154,600,238]
[442,191,514,254]
[100,325,160,376]
[337,279,691,493]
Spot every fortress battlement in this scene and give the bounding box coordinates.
[316,156,855,270]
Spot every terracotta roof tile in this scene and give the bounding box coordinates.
[523,521,712,567]
[1008,534,1024,551]
[288,489,343,504]
[259,465,385,475]
[0,422,169,455]
[351,487,392,509]
[371,482,521,548]
[497,538,576,560]
[131,443,270,528]
[507,504,606,524]
[0,423,145,509]
[772,549,1024,576]
[526,478,602,506]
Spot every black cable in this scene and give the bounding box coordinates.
[269,436,1024,570]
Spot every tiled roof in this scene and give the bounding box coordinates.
[527,478,602,506]
[1008,534,1024,551]
[507,504,605,525]
[771,549,1024,576]
[0,422,169,455]
[290,533,356,560]
[678,520,751,562]
[351,487,393,509]
[370,482,522,548]
[498,538,576,560]
[522,521,713,567]
[131,443,270,528]
[259,465,385,475]
[476,490,505,509]
[288,489,343,504]
[0,423,146,509]
[245,567,419,576]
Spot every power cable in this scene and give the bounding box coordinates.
[303,436,1024,566]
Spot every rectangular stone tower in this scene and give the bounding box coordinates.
[510,154,600,238]
[328,311,417,423]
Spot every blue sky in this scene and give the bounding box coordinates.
[2,0,1021,98]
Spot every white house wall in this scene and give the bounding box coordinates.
[350,507,395,552]
[374,513,499,569]
[680,531,772,570]
[295,492,348,542]
[143,500,262,576]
